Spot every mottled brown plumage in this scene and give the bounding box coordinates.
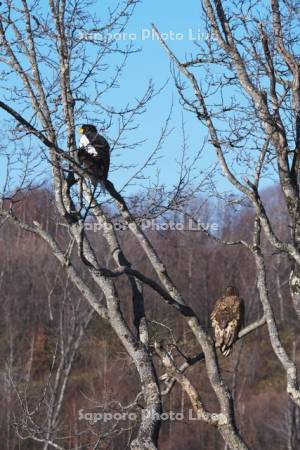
[211,286,243,357]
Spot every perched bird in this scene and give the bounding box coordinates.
[210,286,244,357]
[78,124,110,189]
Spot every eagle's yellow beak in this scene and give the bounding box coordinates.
[79,127,84,134]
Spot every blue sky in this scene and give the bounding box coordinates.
[0,0,260,197]
[90,0,220,194]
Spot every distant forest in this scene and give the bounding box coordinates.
[1,185,299,450]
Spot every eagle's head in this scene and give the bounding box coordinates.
[79,124,97,135]
[225,286,239,296]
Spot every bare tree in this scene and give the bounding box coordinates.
[149,0,300,439]
[1,0,298,449]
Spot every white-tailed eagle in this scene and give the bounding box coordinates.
[211,286,243,357]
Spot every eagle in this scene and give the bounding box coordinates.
[210,286,244,357]
[78,124,110,189]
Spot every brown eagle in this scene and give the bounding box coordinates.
[211,286,243,357]
[78,124,110,189]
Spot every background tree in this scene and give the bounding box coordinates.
[0,1,299,449]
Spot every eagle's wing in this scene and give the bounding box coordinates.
[89,134,110,181]
[211,295,242,357]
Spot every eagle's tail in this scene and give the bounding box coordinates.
[220,345,232,357]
